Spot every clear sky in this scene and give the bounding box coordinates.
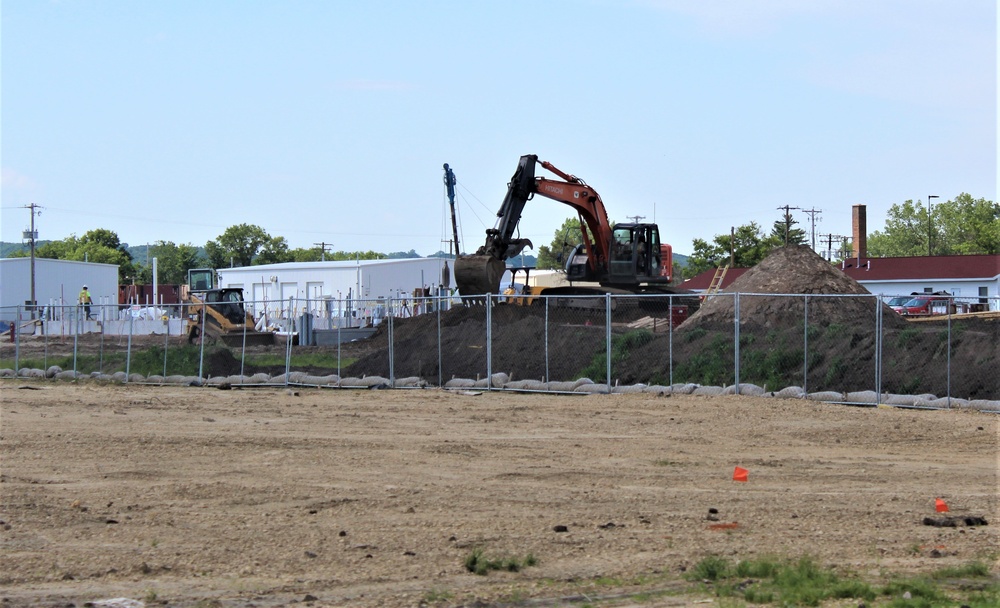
[2,0,996,258]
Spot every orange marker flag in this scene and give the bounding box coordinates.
[935,498,949,513]
[733,466,749,482]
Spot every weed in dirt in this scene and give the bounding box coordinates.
[740,347,803,389]
[245,351,353,369]
[823,354,847,386]
[674,334,732,386]
[897,327,921,348]
[463,548,537,576]
[579,329,654,380]
[929,560,991,579]
[421,588,453,604]
[825,323,849,339]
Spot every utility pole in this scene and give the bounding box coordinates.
[314,241,333,261]
[819,233,847,261]
[801,207,821,251]
[776,205,801,246]
[443,164,461,258]
[626,215,646,224]
[926,195,939,256]
[23,204,42,318]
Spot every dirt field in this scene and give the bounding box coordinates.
[1,383,997,607]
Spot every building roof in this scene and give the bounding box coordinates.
[682,253,1000,290]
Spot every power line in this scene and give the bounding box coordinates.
[776,205,801,246]
[800,207,821,251]
[313,241,333,261]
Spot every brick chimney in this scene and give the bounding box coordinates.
[852,204,867,259]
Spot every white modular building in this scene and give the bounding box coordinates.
[217,258,456,327]
[0,257,119,320]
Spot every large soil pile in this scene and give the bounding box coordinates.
[681,245,907,331]
[340,246,998,398]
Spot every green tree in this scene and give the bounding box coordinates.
[12,230,136,282]
[867,194,998,257]
[684,222,776,278]
[289,246,326,262]
[769,215,806,246]
[536,218,592,270]
[205,224,272,268]
[934,193,999,255]
[138,241,204,284]
[255,236,293,265]
[867,199,930,257]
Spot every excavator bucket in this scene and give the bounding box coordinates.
[454,255,507,302]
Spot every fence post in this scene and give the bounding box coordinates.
[605,293,612,394]
[946,302,952,408]
[803,295,809,394]
[72,304,79,381]
[197,300,206,381]
[436,298,442,388]
[98,303,105,373]
[668,296,673,387]
[486,295,493,390]
[125,307,135,382]
[544,296,550,384]
[875,295,882,402]
[163,315,170,380]
[388,297,395,387]
[733,293,741,393]
[14,304,21,374]
[337,300,342,387]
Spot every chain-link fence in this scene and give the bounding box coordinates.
[2,294,997,408]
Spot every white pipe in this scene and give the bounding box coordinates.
[152,257,158,310]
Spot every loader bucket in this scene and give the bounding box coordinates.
[454,255,506,301]
[220,330,275,347]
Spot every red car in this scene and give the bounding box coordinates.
[899,295,951,316]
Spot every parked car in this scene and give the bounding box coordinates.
[888,296,914,313]
[899,295,952,316]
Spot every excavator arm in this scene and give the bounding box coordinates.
[455,154,616,296]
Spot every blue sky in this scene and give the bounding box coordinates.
[2,0,995,258]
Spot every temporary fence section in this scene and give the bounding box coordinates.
[1,294,998,407]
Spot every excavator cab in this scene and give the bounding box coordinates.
[608,224,663,285]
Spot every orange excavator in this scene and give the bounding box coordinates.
[455,154,677,302]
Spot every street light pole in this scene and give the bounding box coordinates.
[927,195,939,256]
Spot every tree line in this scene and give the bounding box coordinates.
[6,193,996,284]
[532,193,996,281]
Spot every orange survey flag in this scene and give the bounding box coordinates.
[935,498,949,513]
[733,467,749,482]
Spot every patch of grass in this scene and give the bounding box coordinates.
[825,322,849,339]
[686,555,732,581]
[929,560,991,579]
[421,588,453,604]
[688,555,878,606]
[896,326,921,348]
[578,329,654,380]
[741,347,804,389]
[683,327,707,343]
[245,351,353,369]
[823,354,846,386]
[673,334,732,386]
[463,548,537,576]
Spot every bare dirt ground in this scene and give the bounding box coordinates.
[1,383,997,607]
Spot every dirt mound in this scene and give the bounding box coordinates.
[680,245,906,330]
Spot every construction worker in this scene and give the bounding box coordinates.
[79,285,93,320]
